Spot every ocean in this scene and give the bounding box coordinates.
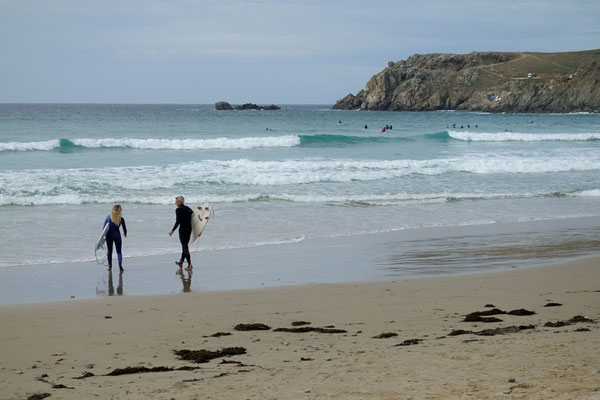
[1,104,599,271]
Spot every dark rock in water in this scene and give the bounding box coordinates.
[233,103,281,111]
[395,338,423,346]
[507,309,536,316]
[274,327,347,334]
[215,101,233,110]
[300,357,313,361]
[234,323,271,331]
[291,321,311,326]
[174,347,247,363]
[261,104,281,110]
[372,332,398,339]
[543,302,563,307]
[332,91,366,110]
[27,394,52,400]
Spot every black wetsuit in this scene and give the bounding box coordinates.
[172,204,194,266]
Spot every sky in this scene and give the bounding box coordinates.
[1,0,599,104]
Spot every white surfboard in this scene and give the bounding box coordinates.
[95,223,110,265]
[97,223,109,249]
[189,203,212,245]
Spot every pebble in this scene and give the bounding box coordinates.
[503,390,512,394]
[508,377,516,383]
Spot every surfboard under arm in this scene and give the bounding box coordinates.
[97,223,109,248]
[189,203,212,245]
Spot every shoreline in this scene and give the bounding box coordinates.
[1,215,599,305]
[1,255,598,399]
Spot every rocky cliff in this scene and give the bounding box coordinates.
[333,50,600,113]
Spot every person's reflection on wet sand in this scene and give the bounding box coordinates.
[176,268,192,293]
[108,270,124,296]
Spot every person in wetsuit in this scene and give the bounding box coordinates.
[169,195,194,270]
[104,204,127,271]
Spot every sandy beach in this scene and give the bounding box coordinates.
[1,255,599,400]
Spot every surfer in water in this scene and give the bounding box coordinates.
[169,195,194,270]
[104,204,127,272]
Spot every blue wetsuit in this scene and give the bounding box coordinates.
[103,216,127,268]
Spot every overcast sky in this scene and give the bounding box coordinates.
[1,0,598,104]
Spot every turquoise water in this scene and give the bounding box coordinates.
[0,104,599,268]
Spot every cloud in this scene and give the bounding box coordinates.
[0,0,598,102]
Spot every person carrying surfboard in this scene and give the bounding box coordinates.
[169,195,194,270]
[103,204,127,271]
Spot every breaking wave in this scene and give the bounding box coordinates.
[445,131,600,142]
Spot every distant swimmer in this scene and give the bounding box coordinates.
[452,124,456,128]
[339,120,342,124]
[475,124,478,128]
[460,125,464,129]
[103,205,127,272]
[169,195,194,271]
[381,127,386,133]
[467,124,470,128]
[364,124,368,129]
[389,125,392,130]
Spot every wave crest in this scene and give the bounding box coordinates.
[0,136,301,152]
[446,131,600,142]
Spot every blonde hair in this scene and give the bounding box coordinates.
[110,204,122,226]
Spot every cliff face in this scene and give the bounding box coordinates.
[333,50,600,113]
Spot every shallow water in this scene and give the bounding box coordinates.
[0,104,599,269]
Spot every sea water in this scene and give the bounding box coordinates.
[0,104,599,269]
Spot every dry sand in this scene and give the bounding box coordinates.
[1,256,599,400]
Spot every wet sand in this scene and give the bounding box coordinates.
[1,255,599,400]
[2,216,599,305]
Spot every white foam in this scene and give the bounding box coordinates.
[0,140,60,152]
[1,155,599,205]
[572,189,600,197]
[72,136,300,150]
[0,136,301,152]
[448,131,600,142]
